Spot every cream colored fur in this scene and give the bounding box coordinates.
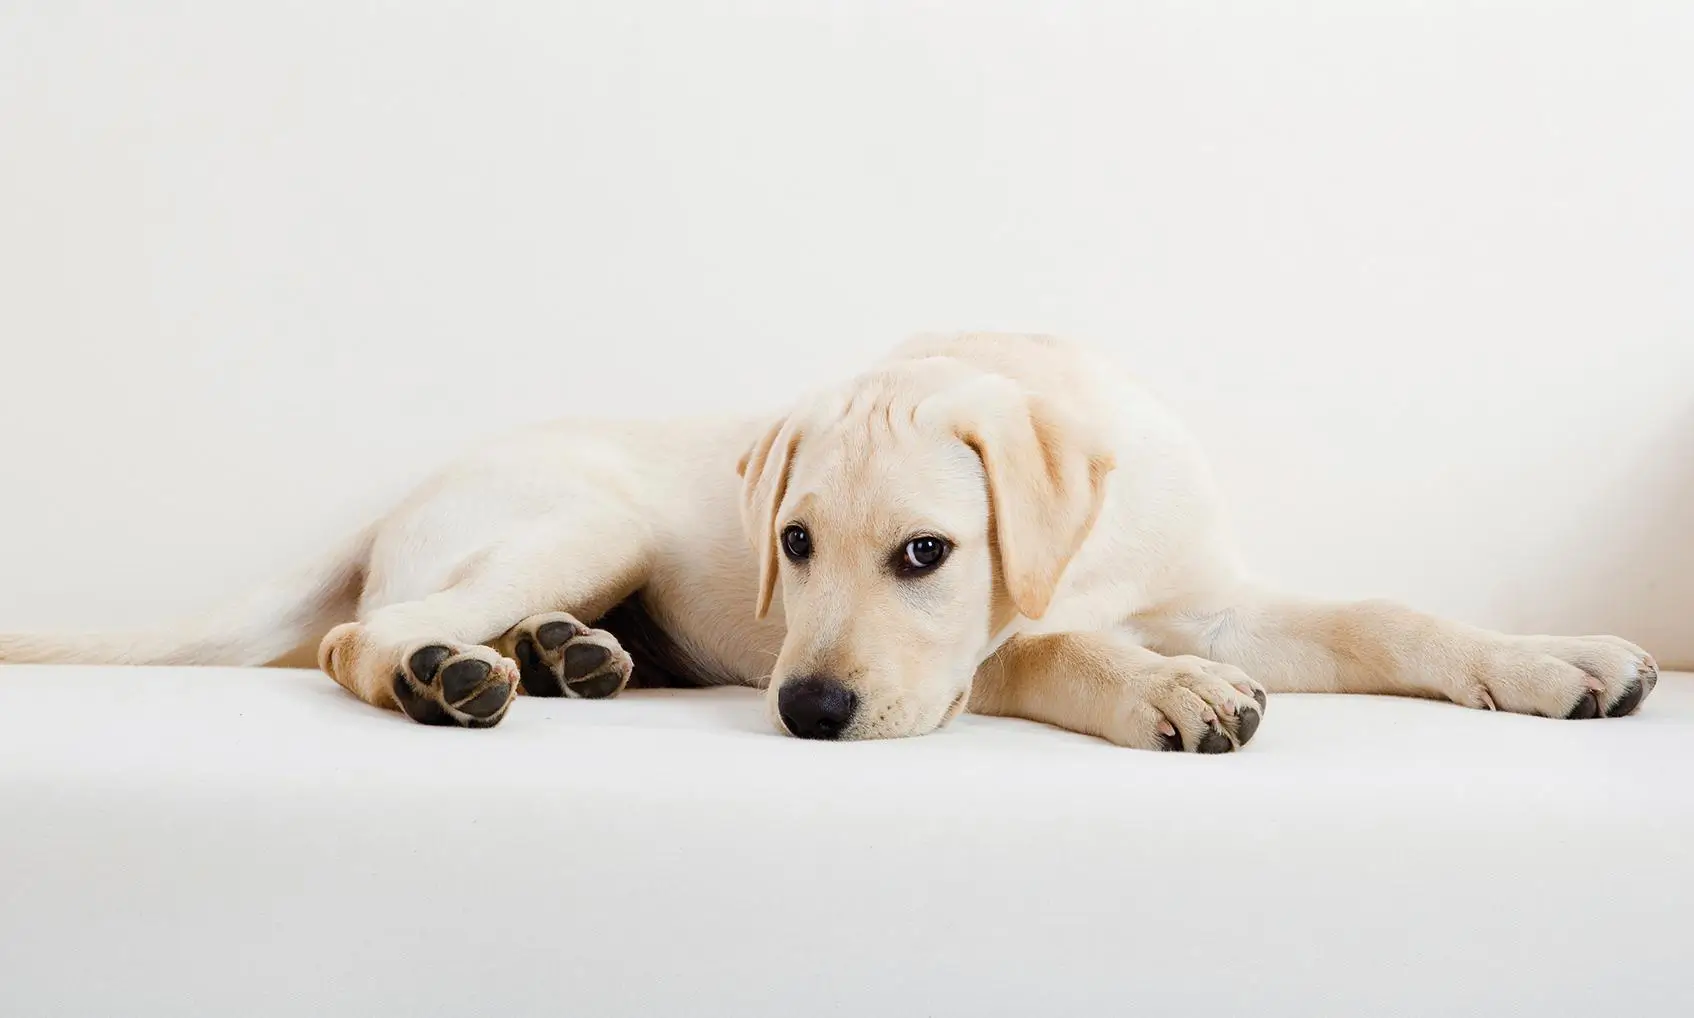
[0,334,1658,748]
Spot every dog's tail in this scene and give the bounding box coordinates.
[0,525,376,667]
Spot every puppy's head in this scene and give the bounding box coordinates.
[738,356,1114,741]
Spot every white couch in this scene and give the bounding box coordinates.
[3,663,1689,1017]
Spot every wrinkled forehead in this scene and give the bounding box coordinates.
[779,385,988,538]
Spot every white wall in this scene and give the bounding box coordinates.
[2,2,1690,665]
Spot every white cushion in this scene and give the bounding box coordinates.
[2,664,1689,1016]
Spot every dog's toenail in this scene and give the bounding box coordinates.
[1196,726,1233,754]
[1564,690,1602,720]
[1234,706,1261,746]
[1606,680,1645,718]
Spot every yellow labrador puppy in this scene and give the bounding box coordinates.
[0,334,1658,750]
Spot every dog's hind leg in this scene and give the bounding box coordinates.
[318,518,651,728]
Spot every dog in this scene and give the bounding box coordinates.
[0,333,1658,749]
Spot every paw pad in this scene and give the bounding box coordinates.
[505,612,633,700]
[393,644,515,728]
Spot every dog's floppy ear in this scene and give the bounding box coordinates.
[737,414,804,619]
[933,375,1116,620]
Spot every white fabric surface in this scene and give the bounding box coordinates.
[2,664,1690,1017]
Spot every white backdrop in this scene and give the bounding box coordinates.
[1,3,1690,665]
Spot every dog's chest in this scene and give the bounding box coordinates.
[623,578,784,688]
[626,522,785,688]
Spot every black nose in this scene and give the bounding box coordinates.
[778,675,858,740]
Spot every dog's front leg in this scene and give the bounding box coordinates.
[1137,590,1658,719]
[969,633,1268,752]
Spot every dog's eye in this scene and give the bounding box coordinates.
[781,524,812,562]
[900,536,950,573]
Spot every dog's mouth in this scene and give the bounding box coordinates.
[939,689,968,727]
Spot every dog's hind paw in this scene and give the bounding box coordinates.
[392,643,519,728]
[499,611,633,700]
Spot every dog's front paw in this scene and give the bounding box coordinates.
[1458,635,1657,719]
[499,611,633,700]
[392,644,519,728]
[1111,656,1266,753]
